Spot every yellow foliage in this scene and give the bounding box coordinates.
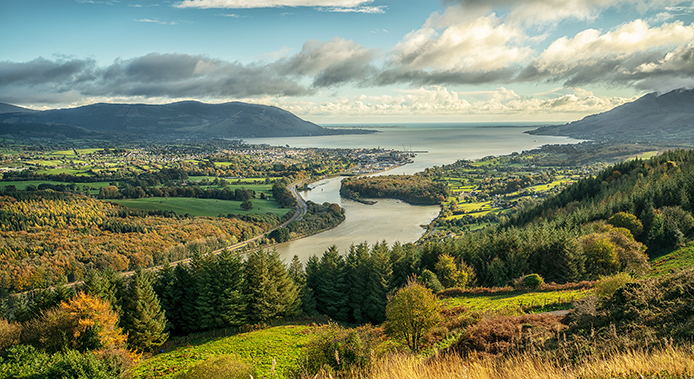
[60,292,127,349]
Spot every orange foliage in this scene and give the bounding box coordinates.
[59,292,127,350]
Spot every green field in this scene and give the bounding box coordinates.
[648,242,694,277]
[0,180,112,193]
[131,325,311,379]
[440,288,593,315]
[108,197,289,217]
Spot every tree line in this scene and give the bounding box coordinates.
[340,175,449,205]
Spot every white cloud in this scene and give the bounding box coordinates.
[174,0,372,9]
[268,86,635,120]
[135,18,178,25]
[540,20,694,66]
[318,6,385,13]
[449,0,686,26]
[390,10,530,73]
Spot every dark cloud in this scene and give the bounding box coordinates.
[273,38,378,87]
[514,49,694,90]
[374,67,517,86]
[0,57,97,87]
[0,53,313,104]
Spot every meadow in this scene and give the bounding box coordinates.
[131,325,312,379]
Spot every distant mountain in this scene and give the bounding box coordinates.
[0,101,372,140]
[0,103,35,114]
[529,88,694,144]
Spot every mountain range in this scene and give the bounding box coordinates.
[529,88,694,144]
[0,101,371,140]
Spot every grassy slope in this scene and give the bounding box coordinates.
[440,288,593,314]
[131,325,311,379]
[648,242,694,277]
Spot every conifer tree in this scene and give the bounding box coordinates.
[363,241,392,324]
[312,245,350,321]
[153,262,178,332]
[215,250,246,327]
[345,243,370,323]
[244,249,299,322]
[390,243,419,291]
[123,268,168,352]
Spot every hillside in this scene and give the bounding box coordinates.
[0,101,372,140]
[529,88,694,144]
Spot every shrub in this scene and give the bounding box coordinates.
[296,323,391,377]
[447,314,567,358]
[596,272,636,298]
[419,269,444,293]
[173,355,255,379]
[0,318,21,352]
[520,274,544,290]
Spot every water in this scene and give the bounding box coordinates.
[244,124,579,262]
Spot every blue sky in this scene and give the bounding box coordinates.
[1,0,693,123]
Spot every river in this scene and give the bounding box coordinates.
[244,124,580,262]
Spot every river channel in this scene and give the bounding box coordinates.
[244,124,580,262]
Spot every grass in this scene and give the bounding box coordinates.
[648,242,694,277]
[131,325,312,379]
[108,197,288,217]
[366,346,694,379]
[0,180,113,191]
[440,288,593,315]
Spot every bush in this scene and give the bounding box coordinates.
[419,269,444,293]
[173,355,255,379]
[295,323,391,378]
[447,314,567,358]
[596,272,636,298]
[520,274,545,290]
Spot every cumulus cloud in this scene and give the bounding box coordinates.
[375,8,530,86]
[272,86,635,120]
[446,0,686,26]
[274,37,379,87]
[518,20,694,89]
[174,0,372,9]
[0,53,312,105]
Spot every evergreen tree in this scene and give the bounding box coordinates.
[153,262,179,332]
[311,245,350,322]
[363,242,392,324]
[244,249,300,322]
[345,243,370,323]
[215,250,246,327]
[123,268,168,352]
[391,243,419,291]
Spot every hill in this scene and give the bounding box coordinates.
[0,101,372,140]
[529,88,694,144]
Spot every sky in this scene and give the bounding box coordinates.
[1,0,693,124]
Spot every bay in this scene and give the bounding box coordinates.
[244,124,580,262]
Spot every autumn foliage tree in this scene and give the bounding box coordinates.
[385,280,441,352]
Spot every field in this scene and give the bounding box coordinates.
[648,242,694,277]
[131,325,312,379]
[440,288,593,314]
[109,197,289,217]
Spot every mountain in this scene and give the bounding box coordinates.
[0,103,35,114]
[0,101,371,140]
[529,88,694,144]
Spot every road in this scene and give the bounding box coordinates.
[33,181,310,291]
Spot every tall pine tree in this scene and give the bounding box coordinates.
[123,268,168,352]
[244,249,300,322]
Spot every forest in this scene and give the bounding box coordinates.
[2,145,694,378]
[340,175,450,205]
